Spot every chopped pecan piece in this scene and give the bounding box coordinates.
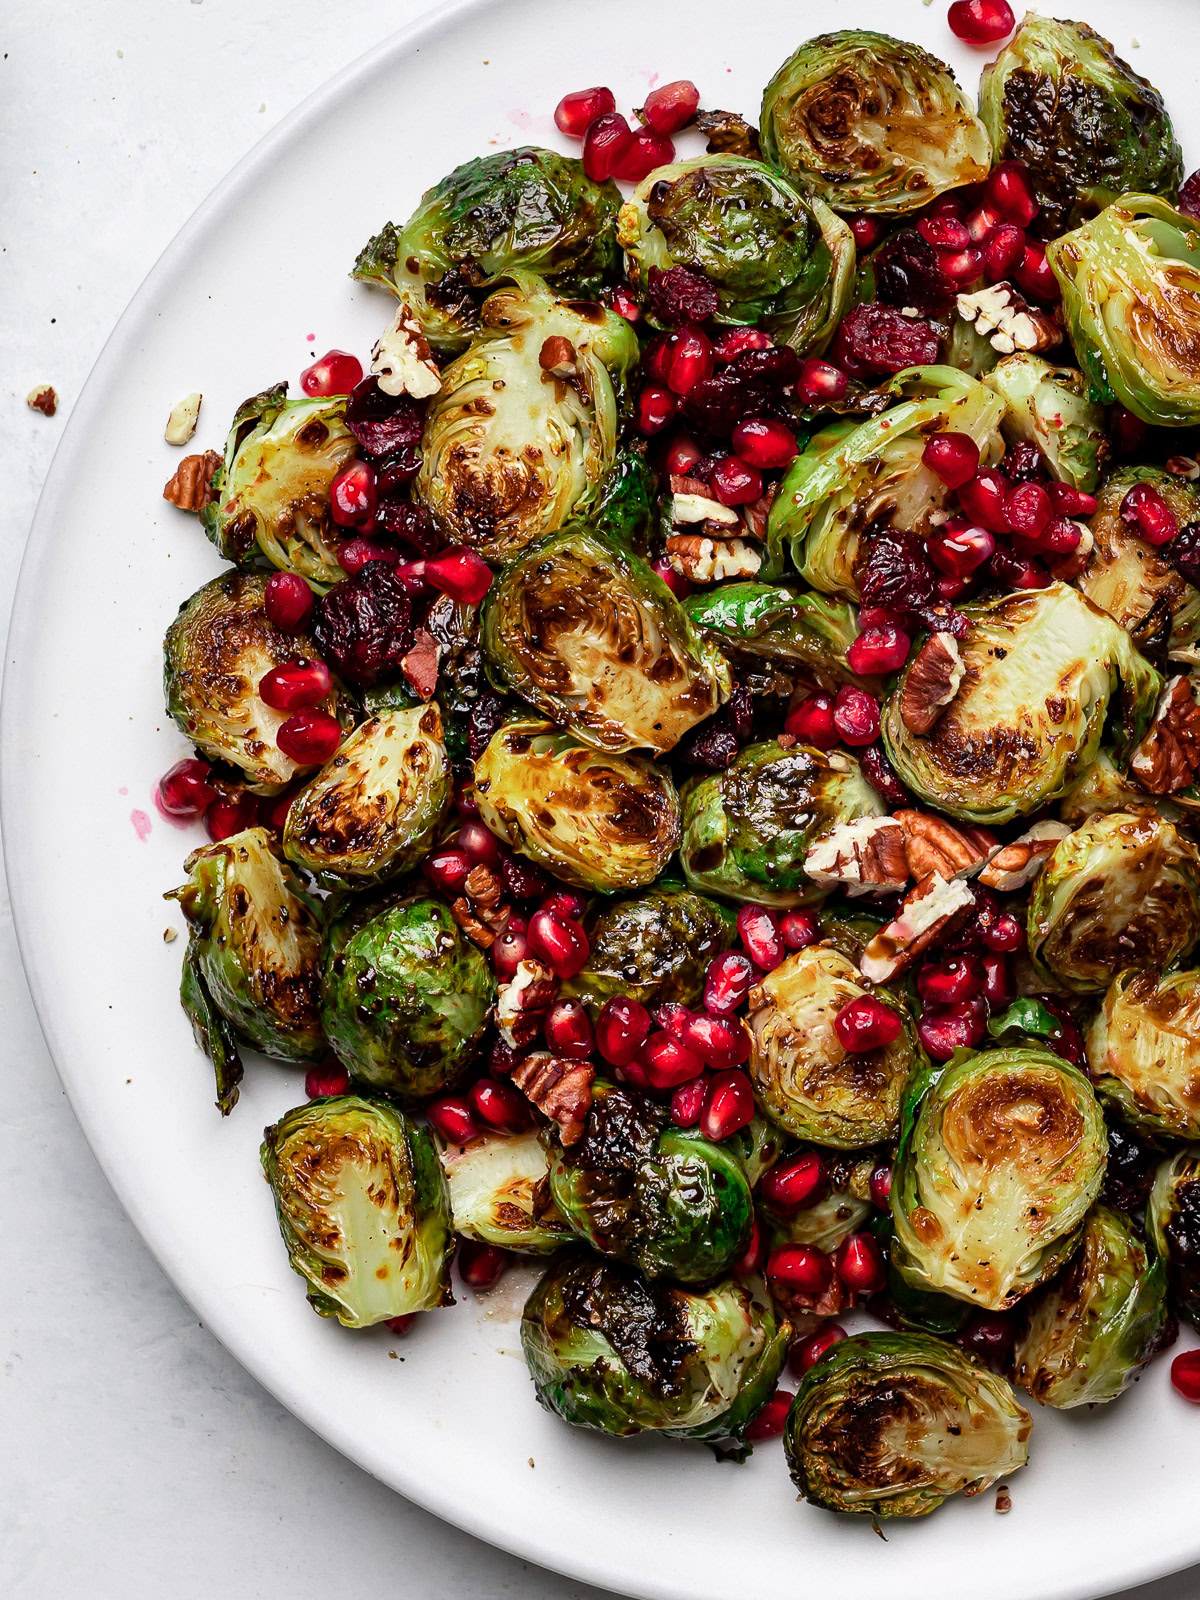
[804,816,909,898]
[496,958,559,1047]
[900,632,965,736]
[538,335,578,378]
[859,872,977,985]
[162,449,222,511]
[978,821,1072,891]
[371,299,441,400]
[400,628,441,701]
[1166,455,1200,482]
[666,534,761,583]
[165,392,202,445]
[511,1052,594,1146]
[450,898,500,948]
[670,486,740,528]
[895,810,998,880]
[464,863,504,909]
[450,860,510,949]
[955,282,1061,354]
[1131,676,1200,796]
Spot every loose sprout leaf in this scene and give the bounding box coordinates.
[987,997,1065,1045]
[683,584,873,691]
[178,939,244,1115]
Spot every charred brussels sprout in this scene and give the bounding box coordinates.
[1012,1205,1167,1409]
[283,705,451,889]
[979,16,1182,237]
[521,1251,788,1441]
[982,354,1108,493]
[891,1047,1108,1310]
[766,369,1005,597]
[437,1128,568,1255]
[164,572,351,790]
[413,278,638,562]
[547,1085,753,1283]
[617,154,853,349]
[784,1332,1031,1518]
[567,887,734,1015]
[352,147,621,355]
[1077,467,1200,654]
[882,584,1162,825]
[261,1095,452,1326]
[1029,810,1200,994]
[683,585,867,690]
[481,526,729,754]
[681,742,886,907]
[1047,197,1200,428]
[760,33,990,215]
[474,718,681,893]
[200,385,357,587]
[746,945,918,1147]
[1087,968,1200,1141]
[321,894,493,1098]
[1148,1148,1200,1328]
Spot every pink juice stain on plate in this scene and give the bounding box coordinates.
[130,809,152,842]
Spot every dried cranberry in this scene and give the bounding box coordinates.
[832,686,880,746]
[831,304,940,375]
[1179,170,1200,224]
[958,1312,1016,1368]
[872,228,957,318]
[344,377,424,458]
[1104,1120,1159,1213]
[645,265,718,328]
[1171,522,1200,587]
[499,850,549,904]
[858,743,908,806]
[312,561,413,687]
[679,685,753,770]
[682,345,802,438]
[857,529,968,640]
[375,499,438,554]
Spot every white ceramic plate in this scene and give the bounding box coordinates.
[5,1,1199,1595]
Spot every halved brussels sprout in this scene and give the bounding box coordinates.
[1047,196,1200,428]
[683,585,869,690]
[566,886,734,1015]
[746,946,918,1147]
[1087,967,1200,1139]
[1012,1205,1168,1409]
[321,893,494,1098]
[1057,748,1162,825]
[680,742,885,907]
[765,368,1005,598]
[167,827,325,1080]
[437,1127,568,1255]
[1029,809,1200,994]
[784,1332,1030,1518]
[547,1084,753,1284]
[352,146,621,355]
[1148,1147,1200,1328]
[617,154,853,348]
[474,718,681,893]
[481,526,730,754]
[413,278,638,562]
[882,583,1162,825]
[891,1046,1108,1310]
[760,1153,872,1254]
[1077,467,1200,655]
[760,32,991,215]
[521,1251,788,1441]
[261,1095,453,1327]
[979,16,1182,237]
[164,572,351,791]
[283,705,451,889]
[982,354,1109,493]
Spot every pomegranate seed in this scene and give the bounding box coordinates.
[761,1151,828,1213]
[681,1012,750,1071]
[642,1032,704,1089]
[608,283,641,322]
[918,998,988,1061]
[936,573,970,601]
[835,1231,887,1294]
[1171,1350,1200,1402]
[1014,241,1059,302]
[264,571,315,632]
[491,920,529,979]
[204,792,258,840]
[652,1001,694,1042]
[637,385,678,434]
[732,1214,764,1276]
[744,1388,794,1442]
[1003,480,1052,537]
[833,995,903,1052]
[156,757,214,819]
[988,545,1050,589]
[300,349,363,397]
[259,658,333,712]
[733,416,799,469]
[789,1322,846,1375]
[1040,516,1082,556]
[664,433,703,476]
[304,1060,350,1098]
[767,1243,833,1296]
[983,223,1026,280]
[870,1164,892,1208]
[939,247,985,285]
[1121,482,1179,545]
[781,911,819,950]
[425,547,492,604]
[984,912,1025,953]
[928,524,994,578]
[527,909,589,979]
[393,560,431,598]
[642,334,677,384]
[455,782,481,819]
[928,193,966,220]
[965,203,1002,245]
[650,552,691,598]
[918,957,984,1006]
[738,905,785,972]
[712,327,774,362]
[641,78,701,136]
[922,431,980,490]
[554,85,616,138]
[700,1070,755,1141]
[338,538,398,576]
[457,820,503,867]
[987,161,1038,227]
[329,460,377,528]
[457,1240,510,1292]
[918,215,970,251]
[1111,405,1149,458]
[846,623,911,676]
[427,1095,480,1146]
[1046,482,1098,517]
[710,454,764,506]
[582,111,633,182]
[796,358,849,406]
[541,889,587,921]
[613,127,676,184]
[670,1075,709,1127]
[666,327,713,395]
[543,998,594,1059]
[832,685,881,747]
[596,996,652,1066]
[276,708,342,765]
[960,1311,1016,1366]
[385,1314,417,1336]
[469,1077,529,1134]
[704,951,755,1016]
[1008,444,1048,485]
[848,214,882,250]
[424,845,472,898]
[982,952,1015,1008]
[959,467,1012,533]
[785,691,838,749]
[947,0,1015,45]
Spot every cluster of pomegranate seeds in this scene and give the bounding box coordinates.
[1121,482,1179,545]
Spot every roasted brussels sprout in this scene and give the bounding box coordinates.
[760,32,990,215]
[521,1251,788,1441]
[167,827,324,1079]
[1077,467,1200,654]
[200,385,357,587]
[1057,748,1161,825]
[682,584,868,690]
[785,1332,1030,1518]
[979,15,1182,237]
[261,1095,453,1326]
[437,1127,568,1255]
[882,584,1162,825]
[474,718,681,894]
[617,154,853,348]
[163,572,351,791]
[321,893,493,1098]
[481,526,729,754]
[413,278,638,562]
[352,147,621,355]
[766,369,1005,598]
[566,886,734,1015]
[1012,1205,1168,1409]
[982,354,1108,493]
[547,1084,753,1283]
[746,946,918,1147]
[1148,1147,1200,1327]
[1047,197,1200,428]
[593,442,656,553]
[1086,967,1200,1138]
[1029,810,1200,994]
[761,1155,872,1254]
[724,1114,786,1190]
[680,742,885,907]
[891,1046,1108,1310]
[283,705,451,889]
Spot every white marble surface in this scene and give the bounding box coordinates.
[0,5,1197,1598]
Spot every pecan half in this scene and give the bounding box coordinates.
[666,534,761,583]
[1130,676,1200,795]
[978,820,1072,891]
[804,816,909,898]
[163,449,222,511]
[511,1053,594,1147]
[895,810,998,880]
[859,872,977,985]
[450,860,510,949]
[956,282,1061,354]
[400,628,441,701]
[900,632,965,736]
[496,958,559,1047]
